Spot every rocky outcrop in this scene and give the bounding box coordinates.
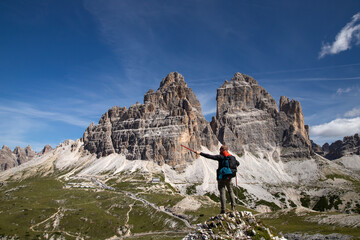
[183,211,285,240]
[0,146,17,171]
[319,133,360,160]
[211,73,312,159]
[276,96,312,158]
[210,73,278,155]
[0,145,36,171]
[83,72,218,168]
[41,145,53,154]
[311,140,324,155]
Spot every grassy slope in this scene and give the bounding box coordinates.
[1,170,359,239]
[258,209,360,238]
[0,176,189,239]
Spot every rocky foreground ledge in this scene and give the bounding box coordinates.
[183,211,286,240]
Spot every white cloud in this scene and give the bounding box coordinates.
[336,87,352,95]
[344,107,360,117]
[310,117,360,138]
[0,104,89,128]
[319,11,360,58]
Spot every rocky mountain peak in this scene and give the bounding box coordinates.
[279,96,310,144]
[13,146,24,154]
[315,133,360,160]
[231,72,258,85]
[25,145,36,158]
[144,72,201,113]
[2,145,11,152]
[1,145,37,171]
[41,145,53,154]
[212,74,312,158]
[83,72,218,168]
[159,72,187,89]
[216,73,277,118]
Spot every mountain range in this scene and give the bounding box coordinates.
[0,72,359,239]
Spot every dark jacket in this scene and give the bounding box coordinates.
[200,152,239,180]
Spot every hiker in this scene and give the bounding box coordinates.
[196,145,239,214]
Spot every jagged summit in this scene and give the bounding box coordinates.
[212,73,311,158]
[0,145,36,171]
[217,73,278,117]
[313,133,360,160]
[159,72,187,89]
[144,72,202,113]
[2,145,11,152]
[83,72,218,167]
[231,72,258,85]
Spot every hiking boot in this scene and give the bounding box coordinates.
[220,209,225,214]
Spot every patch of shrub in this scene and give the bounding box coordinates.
[300,193,311,208]
[186,185,197,195]
[289,200,297,208]
[255,200,280,211]
[205,193,219,202]
[313,196,329,211]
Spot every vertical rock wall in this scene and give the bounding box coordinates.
[211,73,312,159]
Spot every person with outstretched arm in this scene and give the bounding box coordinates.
[196,145,239,214]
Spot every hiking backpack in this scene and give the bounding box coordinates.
[218,156,239,180]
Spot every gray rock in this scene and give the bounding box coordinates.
[311,140,324,155]
[322,133,360,160]
[83,72,218,168]
[284,233,353,240]
[183,211,284,240]
[0,145,37,171]
[41,145,53,154]
[211,73,312,159]
[0,145,17,171]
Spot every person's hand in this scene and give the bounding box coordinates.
[195,151,200,155]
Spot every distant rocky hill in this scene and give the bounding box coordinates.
[0,145,52,171]
[312,133,360,160]
[0,145,35,171]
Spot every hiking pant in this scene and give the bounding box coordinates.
[218,178,235,213]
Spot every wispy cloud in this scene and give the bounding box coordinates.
[0,112,54,151]
[311,117,360,138]
[252,62,360,76]
[336,87,352,95]
[319,11,360,58]
[344,107,360,117]
[0,101,94,151]
[261,76,360,82]
[0,104,89,128]
[83,1,175,84]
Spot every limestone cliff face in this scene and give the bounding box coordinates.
[211,73,278,155]
[0,145,36,171]
[211,73,312,159]
[277,96,312,158]
[83,72,218,168]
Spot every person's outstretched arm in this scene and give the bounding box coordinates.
[196,151,222,161]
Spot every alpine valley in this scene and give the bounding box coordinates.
[0,72,359,240]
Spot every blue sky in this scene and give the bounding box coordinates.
[1,0,360,151]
